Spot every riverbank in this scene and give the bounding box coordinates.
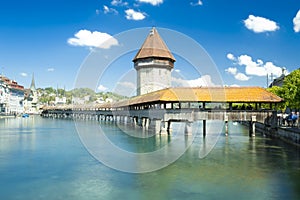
[0,114,16,119]
[0,113,39,119]
[247,122,300,147]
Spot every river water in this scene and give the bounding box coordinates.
[0,116,300,200]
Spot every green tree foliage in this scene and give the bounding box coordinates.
[267,86,285,109]
[268,69,300,109]
[70,88,95,98]
[36,87,128,105]
[44,87,56,94]
[282,69,300,109]
[57,88,65,96]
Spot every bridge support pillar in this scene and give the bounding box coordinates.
[168,121,172,133]
[160,121,169,135]
[143,118,150,130]
[249,116,256,137]
[150,119,161,134]
[124,116,128,124]
[203,120,206,137]
[137,117,142,126]
[224,115,229,136]
[249,121,255,137]
[185,122,192,135]
[225,121,229,136]
[133,117,138,126]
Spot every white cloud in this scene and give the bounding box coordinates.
[238,55,266,76]
[234,73,250,81]
[257,59,263,65]
[117,81,136,89]
[229,84,240,87]
[231,54,285,77]
[125,9,146,20]
[225,67,237,75]
[137,0,163,6]
[237,55,265,76]
[97,85,108,92]
[111,0,128,6]
[95,9,100,15]
[190,0,203,6]
[226,53,286,81]
[114,81,136,96]
[293,10,300,33]
[103,5,118,14]
[225,66,250,81]
[226,53,235,61]
[103,5,110,14]
[244,15,279,33]
[188,75,215,87]
[264,62,283,77]
[47,68,55,72]
[172,75,216,87]
[20,72,27,77]
[174,69,181,73]
[68,29,119,49]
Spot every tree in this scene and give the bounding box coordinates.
[268,69,300,110]
[44,87,56,94]
[267,86,285,109]
[281,69,300,109]
[57,88,65,96]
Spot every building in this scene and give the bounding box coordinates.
[269,68,287,87]
[0,77,9,113]
[133,27,176,96]
[0,75,24,114]
[55,96,67,105]
[24,74,39,114]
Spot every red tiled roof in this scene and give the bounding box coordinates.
[133,27,176,62]
[107,87,282,108]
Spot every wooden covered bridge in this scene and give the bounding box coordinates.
[41,86,282,137]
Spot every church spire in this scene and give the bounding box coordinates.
[30,73,36,91]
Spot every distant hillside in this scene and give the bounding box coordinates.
[37,87,128,105]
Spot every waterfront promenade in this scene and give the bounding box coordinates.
[0,114,16,119]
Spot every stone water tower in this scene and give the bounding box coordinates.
[133,28,176,96]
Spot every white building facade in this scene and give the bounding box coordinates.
[0,79,9,113]
[0,76,24,114]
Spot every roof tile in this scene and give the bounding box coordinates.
[133,28,176,62]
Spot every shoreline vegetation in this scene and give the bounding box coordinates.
[37,87,128,105]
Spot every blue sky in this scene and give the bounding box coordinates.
[1,0,299,95]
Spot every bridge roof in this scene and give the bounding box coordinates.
[133,27,176,62]
[104,87,282,108]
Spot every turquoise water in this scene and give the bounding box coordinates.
[0,116,300,200]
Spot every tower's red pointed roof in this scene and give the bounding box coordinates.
[133,28,176,62]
